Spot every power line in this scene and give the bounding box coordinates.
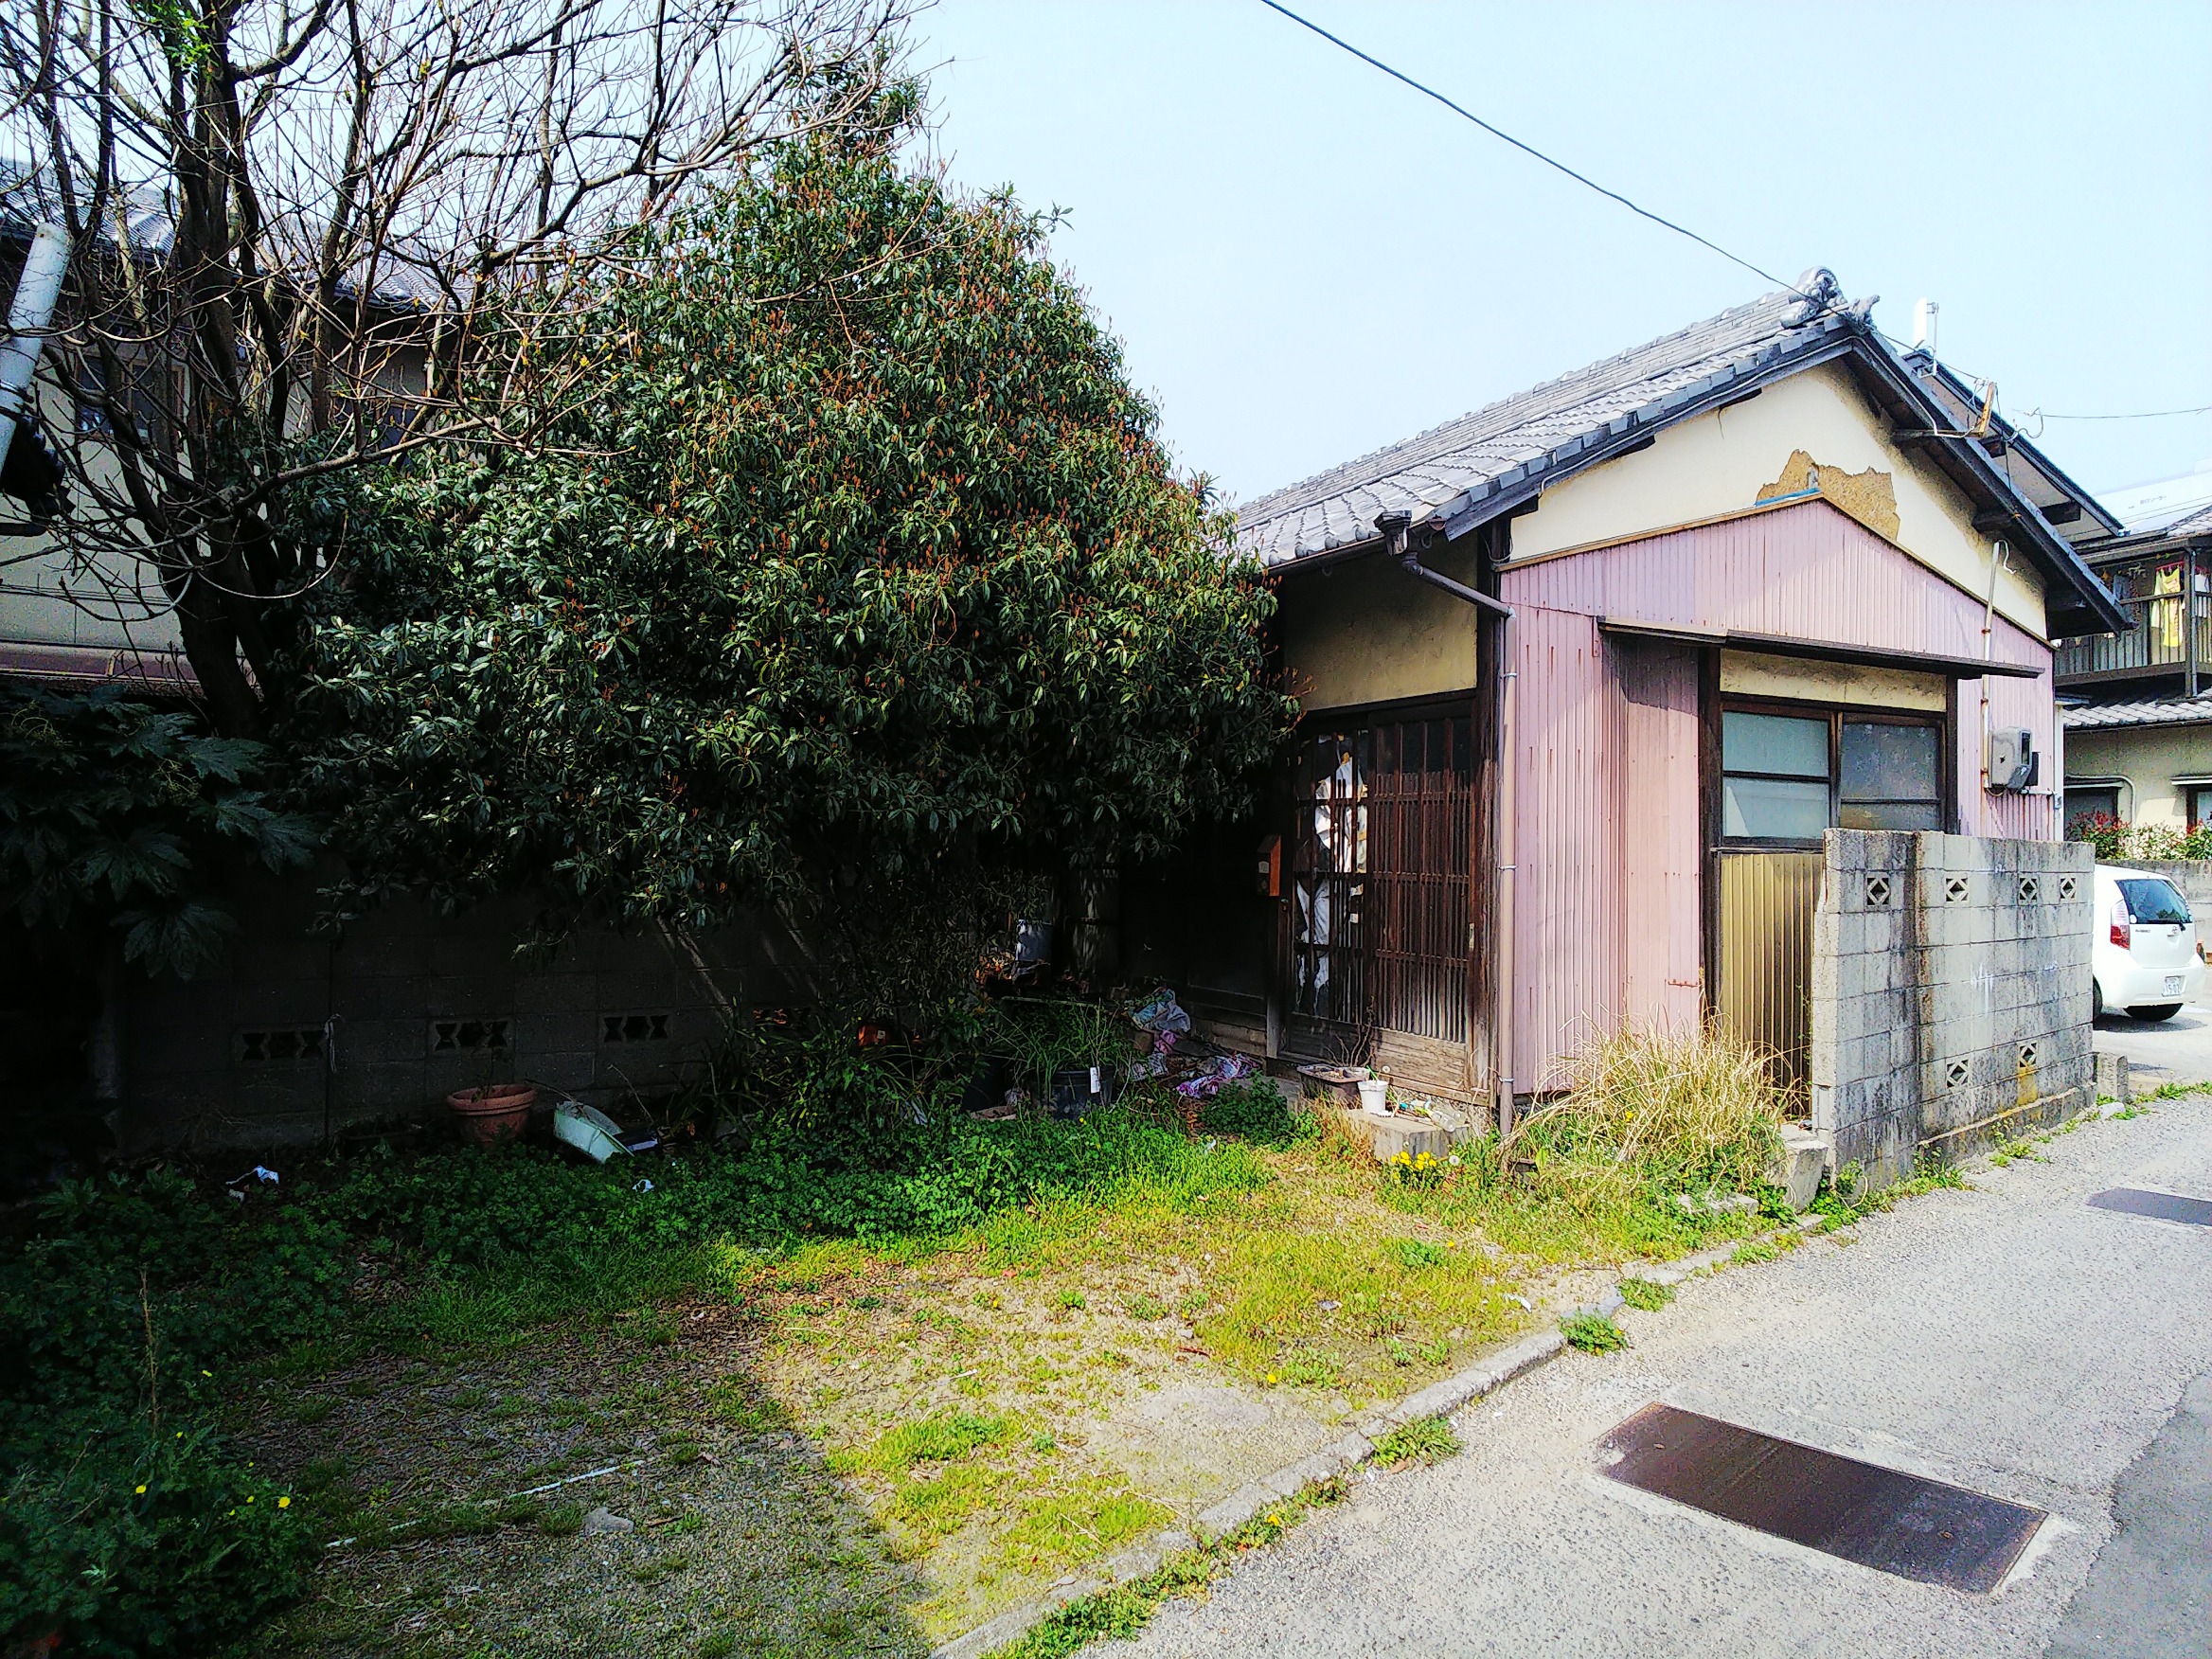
[2026,403,2212,421]
[1257,0,1795,294]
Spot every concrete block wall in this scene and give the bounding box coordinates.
[1811,830,2093,1189]
[120,868,817,1151]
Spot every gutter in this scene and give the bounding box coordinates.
[0,222,71,467]
[1377,510,1520,1135]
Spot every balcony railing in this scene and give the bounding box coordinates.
[2054,591,2212,684]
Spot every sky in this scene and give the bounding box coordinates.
[911,0,2212,509]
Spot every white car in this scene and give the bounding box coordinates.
[2093,864,2204,1022]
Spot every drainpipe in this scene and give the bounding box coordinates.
[1979,539,2009,832]
[1379,511,1520,1135]
[0,223,72,466]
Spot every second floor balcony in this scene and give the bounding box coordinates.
[2054,560,2212,689]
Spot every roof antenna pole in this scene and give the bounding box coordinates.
[1913,297,1939,360]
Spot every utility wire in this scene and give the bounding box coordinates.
[2026,403,2212,421]
[1258,0,1795,294]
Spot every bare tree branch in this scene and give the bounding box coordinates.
[2,0,913,734]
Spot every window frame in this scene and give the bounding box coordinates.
[1714,694,1950,849]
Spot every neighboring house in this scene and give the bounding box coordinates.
[1124,270,2126,1116]
[2058,494,2212,834]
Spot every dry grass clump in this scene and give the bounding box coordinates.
[1512,1020,1787,1199]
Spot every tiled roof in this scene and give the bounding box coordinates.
[1236,280,1865,564]
[2061,696,2212,732]
[2166,500,2212,539]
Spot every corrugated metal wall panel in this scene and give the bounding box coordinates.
[1714,850,1824,1088]
[1961,668,2060,839]
[1501,498,2046,673]
[1614,639,1704,1026]
[1511,604,1621,1089]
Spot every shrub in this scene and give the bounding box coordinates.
[1201,1079,1302,1146]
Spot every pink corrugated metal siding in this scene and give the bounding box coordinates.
[1511,605,1621,1088]
[1962,668,2060,839]
[1501,498,2045,670]
[1495,498,2060,1092]
[1614,640,1704,1026]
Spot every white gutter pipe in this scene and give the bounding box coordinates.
[0,222,73,467]
[1381,511,1521,1136]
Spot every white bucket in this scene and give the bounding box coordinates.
[1357,1079,1390,1116]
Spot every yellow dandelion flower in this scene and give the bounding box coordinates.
[1266,1371,1280,1384]
[1266,1511,1283,1526]
[278,1496,292,1509]
[134,1485,147,1494]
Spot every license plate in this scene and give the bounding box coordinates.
[2165,975,2185,995]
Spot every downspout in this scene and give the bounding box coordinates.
[1378,511,1520,1135]
[0,223,72,466]
[1979,539,2008,832]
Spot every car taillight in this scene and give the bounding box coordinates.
[2110,898,2132,951]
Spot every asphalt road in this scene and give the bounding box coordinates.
[1119,1096,2212,1659]
[2097,994,2212,1091]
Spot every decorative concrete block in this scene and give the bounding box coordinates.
[1330,1108,1458,1164]
[1764,1125,1832,1210]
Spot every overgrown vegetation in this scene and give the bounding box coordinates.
[284,134,1292,956]
[0,683,317,977]
[0,1100,1261,1652]
[0,1021,1826,1651]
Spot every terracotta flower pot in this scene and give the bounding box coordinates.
[448,1082,538,1147]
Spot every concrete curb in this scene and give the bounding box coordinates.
[932,1213,1828,1659]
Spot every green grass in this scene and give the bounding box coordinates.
[1616,1276,1673,1311]
[835,1411,1014,1472]
[1372,1416,1461,1467]
[1730,1239,1780,1265]
[982,1477,1347,1659]
[1560,1311,1627,1353]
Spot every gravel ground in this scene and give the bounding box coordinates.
[1115,1096,2212,1658]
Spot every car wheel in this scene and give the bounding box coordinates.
[2130,1003,2184,1022]
[2093,980,2103,1021]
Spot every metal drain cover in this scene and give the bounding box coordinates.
[1601,1403,2044,1592]
[2087,1187,2212,1227]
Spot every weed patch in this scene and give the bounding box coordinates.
[984,1477,1346,1659]
[1561,1311,1628,1354]
[1616,1276,1673,1311]
[1373,1416,1461,1467]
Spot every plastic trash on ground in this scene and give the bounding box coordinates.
[1175,1051,1256,1101]
[554,1100,633,1163]
[1131,987,1192,1036]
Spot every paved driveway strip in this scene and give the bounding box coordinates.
[1116,1097,2212,1659]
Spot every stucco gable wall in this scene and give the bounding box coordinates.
[1507,361,2047,640]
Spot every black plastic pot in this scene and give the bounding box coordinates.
[1048,1064,1116,1119]
[962,1055,1010,1115]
